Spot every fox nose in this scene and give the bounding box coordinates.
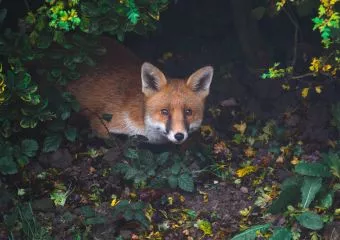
[174,133,185,142]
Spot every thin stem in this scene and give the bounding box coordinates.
[23,0,31,12]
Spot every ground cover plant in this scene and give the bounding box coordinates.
[0,0,339,239]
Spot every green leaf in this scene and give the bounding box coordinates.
[270,228,292,240]
[178,173,194,192]
[268,183,300,214]
[20,118,38,128]
[80,205,95,218]
[171,162,181,175]
[295,162,332,177]
[65,127,77,142]
[16,155,29,167]
[43,134,62,152]
[296,211,323,230]
[323,152,340,179]
[320,192,333,209]
[168,175,178,188]
[231,224,271,240]
[125,167,138,180]
[124,148,139,159]
[156,152,169,165]
[85,216,106,225]
[134,211,149,228]
[0,156,18,175]
[301,176,322,208]
[21,139,39,157]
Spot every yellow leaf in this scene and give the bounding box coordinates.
[236,166,257,178]
[233,121,247,135]
[110,195,120,207]
[315,85,322,94]
[162,52,173,60]
[291,156,299,165]
[301,88,309,98]
[168,196,173,205]
[322,64,332,72]
[239,206,252,217]
[199,190,209,203]
[282,83,290,90]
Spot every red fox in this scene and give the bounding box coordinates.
[67,38,213,144]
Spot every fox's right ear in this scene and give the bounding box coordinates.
[141,62,167,97]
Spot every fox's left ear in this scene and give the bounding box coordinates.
[186,66,214,97]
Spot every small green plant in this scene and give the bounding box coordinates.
[114,148,195,192]
[111,200,150,229]
[4,203,53,240]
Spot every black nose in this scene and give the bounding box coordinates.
[174,133,184,141]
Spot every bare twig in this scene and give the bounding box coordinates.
[290,72,315,80]
[282,6,300,68]
[23,0,30,12]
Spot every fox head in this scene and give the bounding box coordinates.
[141,62,214,144]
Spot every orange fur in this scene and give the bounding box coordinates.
[67,37,213,144]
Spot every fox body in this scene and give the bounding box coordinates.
[67,38,214,144]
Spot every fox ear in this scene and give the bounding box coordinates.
[141,62,167,97]
[186,66,214,97]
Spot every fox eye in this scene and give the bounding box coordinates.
[185,109,192,116]
[160,109,169,116]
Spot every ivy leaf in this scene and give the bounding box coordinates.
[178,173,194,192]
[270,228,292,240]
[43,134,62,152]
[231,224,271,240]
[301,176,322,208]
[21,139,39,157]
[296,211,323,230]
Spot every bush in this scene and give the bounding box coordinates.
[0,0,169,174]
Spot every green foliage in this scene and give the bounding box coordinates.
[0,0,168,174]
[263,0,339,97]
[4,203,53,240]
[266,152,339,236]
[80,205,108,226]
[231,223,271,240]
[0,138,39,174]
[296,211,324,230]
[112,200,149,228]
[114,148,195,192]
[270,228,292,240]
